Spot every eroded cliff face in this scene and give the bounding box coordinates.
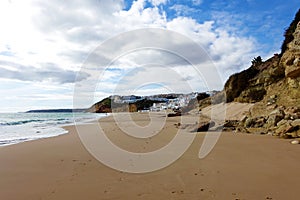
[281,21,300,84]
[224,55,286,103]
[221,10,300,138]
[262,20,300,109]
[224,11,300,108]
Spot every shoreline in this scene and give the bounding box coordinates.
[0,112,109,148]
[1,112,300,199]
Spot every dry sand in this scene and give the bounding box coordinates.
[0,105,300,200]
[201,102,254,120]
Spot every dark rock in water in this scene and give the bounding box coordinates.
[194,121,215,132]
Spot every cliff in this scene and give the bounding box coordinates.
[87,97,112,113]
[221,9,300,138]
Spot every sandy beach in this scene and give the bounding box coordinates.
[1,110,300,200]
[1,1,299,199]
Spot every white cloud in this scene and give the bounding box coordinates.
[166,17,216,46]
[116,1,167,29]
[149,0,168,7]
[192,0,203,6]
[170,4,197,16]
[0,0,260,111]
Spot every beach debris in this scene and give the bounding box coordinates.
[174,122,181,128]
[290,140,300,144]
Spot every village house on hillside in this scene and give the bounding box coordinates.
[150,93,198,111]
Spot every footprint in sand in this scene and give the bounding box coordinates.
[171,190,184,194]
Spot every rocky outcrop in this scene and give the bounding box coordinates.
[224,55,285,103]
[218,105,300,138]
[237,106,300,138]
[88,97,112,113]
[193,121,215,132]
[224,65,260,102]
[280,9,300,55]
[216,9,300,139]
[223,10,300,106]
[182,92,211,113]
[89,96,169,113]
[281,19,300,89]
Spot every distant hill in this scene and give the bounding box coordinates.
[87,93,205,113]
[26,109,87,113]
[87,96,169,113]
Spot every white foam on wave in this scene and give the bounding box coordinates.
[0,112,107,146]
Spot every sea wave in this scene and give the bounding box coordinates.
[0,119,46,126]
[0,112,107,146]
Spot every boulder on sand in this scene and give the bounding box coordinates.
[193,121,215,132]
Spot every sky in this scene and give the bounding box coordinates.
[0,0,299,112]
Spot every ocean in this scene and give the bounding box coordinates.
[0,112,107,146]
